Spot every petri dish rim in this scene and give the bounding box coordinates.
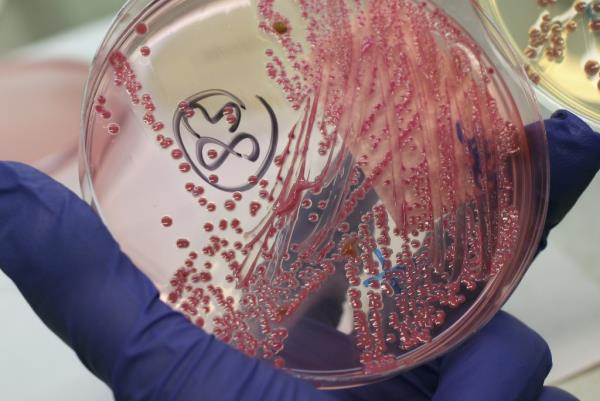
[80,0,550,388]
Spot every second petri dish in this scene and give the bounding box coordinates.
[81,0,549,388]
[477,0,600,128]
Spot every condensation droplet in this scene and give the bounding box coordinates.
[172,149,183,159]
[273,21,289,34]
[225,200,236,211]
[585,60,600,76]
[338,222,350,232]
[250,201,261,216]
[177,239,190,249]
[135,23,148,35]
[152,121,165,131]
[219,219,228,230]
[107,123,120,136]
[207,149,218,159]
[192,186,205,196]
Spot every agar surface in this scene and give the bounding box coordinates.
[102,0,526,374]
[524,0,600,89]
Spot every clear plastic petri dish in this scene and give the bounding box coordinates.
[477,0,600,131]
[81,0,549,389]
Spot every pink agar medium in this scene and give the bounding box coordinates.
[83,0,548,387]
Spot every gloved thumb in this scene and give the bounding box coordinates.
[539,110,600,249]
[0,161,333,401]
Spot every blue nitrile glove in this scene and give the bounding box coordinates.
[539,110,600,250]
[1,110,598,401]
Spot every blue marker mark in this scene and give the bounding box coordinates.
[373,248,385,266]
[467,137,482,189]
[587,4,597,20]
[362,248,405,294]
[363,272,385,287]
[456,121,465,144]
[457,121,483,190]
[388,276,403,295]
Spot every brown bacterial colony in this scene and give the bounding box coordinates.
[525,0,600,90]
[103,0,528,374]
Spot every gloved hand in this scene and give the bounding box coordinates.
[1,110,598,401]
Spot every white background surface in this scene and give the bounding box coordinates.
[1,17,599,401]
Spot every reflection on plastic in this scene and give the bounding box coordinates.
[0,60,87,175]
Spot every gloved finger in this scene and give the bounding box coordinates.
[329,111,595,401]
[0,161,335,401]
[540,110,600,249]
[330,312,552,401]
[538,387,579,401]
[432,311,551,401]
[4,109,592,401]
[330,364,435,401]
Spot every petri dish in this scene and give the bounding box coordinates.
[477,0,600,130]
[81,0,549,388]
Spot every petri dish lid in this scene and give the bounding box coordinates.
[81,0,549,388]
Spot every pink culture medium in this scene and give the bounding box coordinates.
[81,0,549,388]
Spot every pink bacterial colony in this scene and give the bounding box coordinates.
[103,0,527,374]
